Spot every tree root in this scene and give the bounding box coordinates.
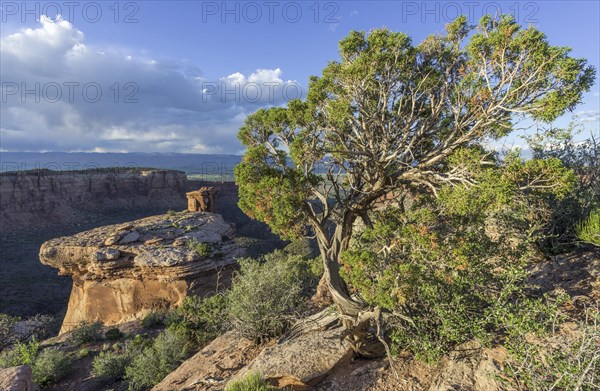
[280,306,404,379]
[278,307,340,344]
[339,307,399,377]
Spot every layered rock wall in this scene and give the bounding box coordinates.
[0,168,188,232]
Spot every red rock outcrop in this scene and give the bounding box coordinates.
[39,211,244,334]
[187,187,217,212]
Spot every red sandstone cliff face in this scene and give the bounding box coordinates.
[0,169,188,232]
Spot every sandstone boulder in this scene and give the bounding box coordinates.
[233,326,354,389]
[39,211,244,334]
[0,366,39,391]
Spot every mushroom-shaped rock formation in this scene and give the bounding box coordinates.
[39,211,244,334]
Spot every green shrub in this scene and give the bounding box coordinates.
[129,334,152,351]
[576,208,600,246]
[92,345,135,381]
[283,238,318,259]
[167,294,227,345]
[166,210,177,216]
[283,239,323,280]
[69,321,103,345]
[125,328,191,390]
[0,340,71,386]
[225,372,282,391]
[187,238,211,257]
[76,347,91,359]
[0,339,39,367]
[141,311,166,329]
[32,348,72,386]
[524,125,600,252]
[105,327,124,341]
[227,250,319,341]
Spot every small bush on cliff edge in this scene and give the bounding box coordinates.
[31,348,73,386]
[105,327,124,341]
[141,311,166,329]
[187,238,212,257]
[0,339,39,367]
[92,343,137,381]
[0,340,72,386]
[125,328,191,390]
[227,250,320,342]
[69,321,103,345]
[167,294,227,345]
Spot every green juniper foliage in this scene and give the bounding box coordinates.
[524,124,600,251]
[577,208,600,246]
[341,152,575,362]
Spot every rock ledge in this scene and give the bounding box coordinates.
[39,211,244,333]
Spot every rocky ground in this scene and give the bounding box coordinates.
[143,246,600,390]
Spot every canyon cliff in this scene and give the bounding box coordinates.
[0,168,188,233]
[39,211,244,334]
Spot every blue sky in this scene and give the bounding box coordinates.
[1,0,599,153]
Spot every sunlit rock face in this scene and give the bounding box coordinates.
[39,211,244,334]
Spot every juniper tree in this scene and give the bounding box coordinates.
[234,15,595,355]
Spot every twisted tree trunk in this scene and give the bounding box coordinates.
[313,218,389,358]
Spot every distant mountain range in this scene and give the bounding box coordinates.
[0,152,242,180]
